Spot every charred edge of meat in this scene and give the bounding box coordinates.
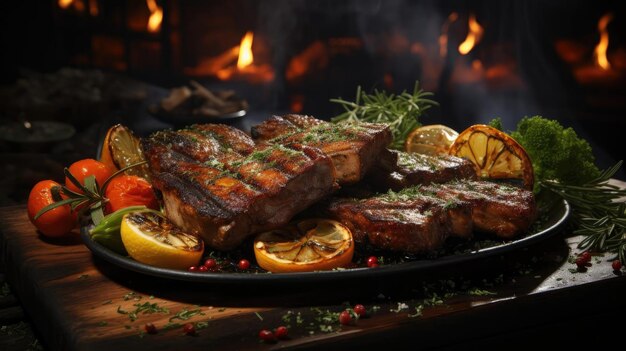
[250,115,299,141]
[189,123,256,155]
[280,114,325,129]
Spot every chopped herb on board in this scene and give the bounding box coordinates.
[169,308,204,322]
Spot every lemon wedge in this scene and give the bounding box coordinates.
[120,211,203,270]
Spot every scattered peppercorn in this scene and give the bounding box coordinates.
[188,266,197,272]
[274,326,288,339]
[204,258,217,269]
[580,251,592,263]
[366,256,378,268]
[612,260,622,271]
[339,310,352,325]
[238,259,250,270]
[183,323,196,336]
[144,323,157,334]
[353,304,366,317]
[575,257,587,268]
[198,265,208,272]
[259,329,276,342]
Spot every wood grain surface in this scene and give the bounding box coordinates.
[2,203,626,350]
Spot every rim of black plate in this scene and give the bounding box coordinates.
[81,200,570,285]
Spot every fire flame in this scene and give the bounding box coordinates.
[458,13,484,55]
[58,0,73,9]
[237,32,255,69]
[594,13,613,70]
[212,31,273,83]
[146,0,163,33]
[439,12,458,58]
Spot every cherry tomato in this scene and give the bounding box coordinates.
[65,159,113,194]
[27,180,76,237]
[104,175,159,213]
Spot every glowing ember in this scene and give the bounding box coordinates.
[594,13,613,70]
[458,13,484,55]
[58,0,73,9]
[237,32,255,69]
[146,0,163,33]
[439,12,458,58]
[89,0,98,16]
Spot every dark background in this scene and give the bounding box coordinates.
[1,0,625,205]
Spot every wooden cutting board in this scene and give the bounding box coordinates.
[1,204,626,350]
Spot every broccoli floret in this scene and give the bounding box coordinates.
[510,116,600,190]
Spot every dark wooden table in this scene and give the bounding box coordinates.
[2,184,626,350]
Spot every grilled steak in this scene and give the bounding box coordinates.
[142,124,337,250]
[326,187,473,253]
[422,180,537,238]
[251,114,392,185]
[326,180,536,253]
[368,150,477,190]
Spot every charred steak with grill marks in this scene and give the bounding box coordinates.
[142,124,337,250]
[251,114,392,185]
[325,180,537,253]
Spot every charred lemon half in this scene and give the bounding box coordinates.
[449,124,534,190]
[254,219,354,273]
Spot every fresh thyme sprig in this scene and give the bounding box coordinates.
[541,161,626,263]
[330,81,438,149]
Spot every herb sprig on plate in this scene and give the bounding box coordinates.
[330,81,438,149]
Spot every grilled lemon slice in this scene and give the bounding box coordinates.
[405,124,459,155]
[254,219,354,273]
[449,124,534,190]
[120,211,203,270]
[100,124,151,180]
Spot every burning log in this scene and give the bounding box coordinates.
[151,81,248,119]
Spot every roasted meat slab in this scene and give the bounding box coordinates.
[251,114,392,185]
[326,187,473,253]
[326,180,536,253]
[369,150,477,190]
[142,124,337,250]
[422,180,537,239]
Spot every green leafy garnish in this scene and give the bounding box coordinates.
[504,116,626,263]
[331,81,438,149]
[510,116,600,190]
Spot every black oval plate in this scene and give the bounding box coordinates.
[81,200,570,285]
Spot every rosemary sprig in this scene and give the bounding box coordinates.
[330,81,438,149]
[541,161,626,263]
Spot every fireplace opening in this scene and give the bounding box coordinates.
[1,0,625,180]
